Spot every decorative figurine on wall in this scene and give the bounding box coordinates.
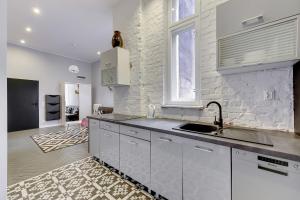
[112,30,124,48]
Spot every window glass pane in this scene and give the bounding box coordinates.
[172,0,195,22]
[171,26,196,102]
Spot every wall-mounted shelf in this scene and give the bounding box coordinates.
[45,95,61,121]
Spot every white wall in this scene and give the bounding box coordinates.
[112,0,294,131]
[113,0,144,115]
[91,61,114,107]
[0,0,7,197]
[7,44,92,128]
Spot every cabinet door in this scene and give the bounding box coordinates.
[151,132,183,200]
[183,139,231,200]
[100,48,118,69]
[89,119,100,159]
[120,135,150,187]
[100,129,120,170]
[217,0,300,38]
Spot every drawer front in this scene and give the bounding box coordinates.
[89,119,99,128]
[120,135,150,187]
[120,125,151,141]
[46,95,60,104]
[46,112,60,121]
[217,0,300,37]
[47,104,60,112]
[100,121,119,133]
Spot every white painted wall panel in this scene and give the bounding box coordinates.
[7,44,92,127]
[0,0,7,197]
[91,61,114,107]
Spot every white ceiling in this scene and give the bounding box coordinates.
[8,0,121,63]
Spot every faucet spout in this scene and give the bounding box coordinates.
[206,101,223,130]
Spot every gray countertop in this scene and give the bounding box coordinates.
[88,114,300,162]
[88,114,141,121]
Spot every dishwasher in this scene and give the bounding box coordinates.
[232,149,300,200]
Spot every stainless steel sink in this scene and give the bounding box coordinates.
[173,123,218,135]
[173,123,273,147]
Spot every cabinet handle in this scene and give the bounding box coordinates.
[103,133,112,137]
[194,146,214,153]
[129,130,138,134]
[158,137,172,142]
[128,141,138,145]
[242,14,264,27]
[105,124,111,129]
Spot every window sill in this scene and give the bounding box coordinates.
[161,104,204,109]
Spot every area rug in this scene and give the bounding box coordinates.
[31,127,88,153]
[7,157,154,200]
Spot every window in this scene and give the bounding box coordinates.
[172,0,196,23]
[165,0,200,106]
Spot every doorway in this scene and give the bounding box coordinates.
[65,83,80,123]
[63,83,92,125]
[7,78,39,132]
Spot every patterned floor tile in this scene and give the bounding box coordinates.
[7,157,154,200]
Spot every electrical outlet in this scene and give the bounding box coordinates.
[264,89,276,101]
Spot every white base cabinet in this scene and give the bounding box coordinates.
[120,135,150,187]
[151,132,183,200]
[89,120,233,200]
[182,139,231,200]
[89,119,100,159]
[100,129,120,170]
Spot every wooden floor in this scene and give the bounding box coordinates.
[8,125,89,185]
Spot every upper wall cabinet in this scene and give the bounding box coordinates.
[101,47,130,86]
[217,0,300,73]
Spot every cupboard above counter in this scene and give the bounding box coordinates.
[216,0,300,73]
[100,47,130,86]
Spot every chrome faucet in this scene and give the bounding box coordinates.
[206,101,223,130]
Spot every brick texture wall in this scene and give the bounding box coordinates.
[113,0,294,131]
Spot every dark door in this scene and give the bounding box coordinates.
[7,78,39,132]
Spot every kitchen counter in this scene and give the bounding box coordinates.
[88,114,140,122]
[88,115,300,162]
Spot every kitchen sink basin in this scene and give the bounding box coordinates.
[173,123,273,147]
[174,123,218,134]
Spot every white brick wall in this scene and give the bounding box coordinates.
[113,0,294,131]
